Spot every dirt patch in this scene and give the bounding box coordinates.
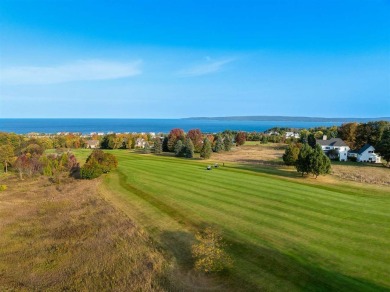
[0,175,173,291]
[214,144,286,166]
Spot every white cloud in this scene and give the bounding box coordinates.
[0,59,142,85]
[178,58,234,77]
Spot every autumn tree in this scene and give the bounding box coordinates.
[235,132,246,146]
[338,123,358,148]
[187,129,203,152]
[200,138,212,159]
[100,134,123,149]
[0,144,14,173]
[167,128,185,152]
[14,154,41,179]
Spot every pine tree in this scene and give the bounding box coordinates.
[143,142,151,154]
[184,138,194,158]
[200,138,212,159]
[308,134,317,149]
[309,144,331,178]
[283,144,300,166]
[153,138,163,154]
[223,134,233,151]
[174,140,184,157]
[295,143,313,176]
[213,135,224,152]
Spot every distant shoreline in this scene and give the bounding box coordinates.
[184,116,390,122]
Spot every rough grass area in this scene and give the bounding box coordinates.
[0,175,174,291]
[331,162,390,185]
[216,143,389,185]
[98,150,390,291]
[213,143,286,166]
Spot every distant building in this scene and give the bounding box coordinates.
[285,132,300,139]
[135,138,146,148]
[348,144,381,163]
[86,140,99,149]
[316,136,350,161]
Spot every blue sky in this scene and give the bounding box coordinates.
[0,0,389,118]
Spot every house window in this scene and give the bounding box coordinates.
[368,151,374,153]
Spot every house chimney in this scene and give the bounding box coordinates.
[323,135,327,140]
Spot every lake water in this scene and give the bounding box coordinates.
[0,119,342,134]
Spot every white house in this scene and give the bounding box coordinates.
[316,137,350,161]
[135,138,146,148]
[86,140,99,149]
[285,132,300,139]
[348,144,381,163]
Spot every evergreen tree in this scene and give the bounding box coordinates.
[213,135,224,152]
[143,142,151,154]
[223,134,233,151]
[174,140,184,157]
[184,138,195,158]
[376,128,390,166]
[309,144,331,178]
[200,138,212,159]
[295,143,313,176]
[261,135,268,144]
[283,144,300,166]
[308,134,317,149]
[154,138,163,154]
[162,136,169,152]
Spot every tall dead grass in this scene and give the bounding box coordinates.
[0,175,175,291]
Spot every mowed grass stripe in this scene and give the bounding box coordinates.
[118,154,388,215]
[132,169,390,251]
[98,151,390,290]
[121,152,387,202]
[126,167,390,269]
[120,158,390,225]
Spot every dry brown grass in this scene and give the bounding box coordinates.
[0,175,174,291]
[213,143,286,166]
[213,143,390,186]
[331,164,390,185]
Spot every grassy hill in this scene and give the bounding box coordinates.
[90,150,390,291]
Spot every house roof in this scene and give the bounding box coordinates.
[316,138,348,147]
[357,144,374,155]
[86,140,99,145]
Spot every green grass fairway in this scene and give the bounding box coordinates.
[80,150,390,291]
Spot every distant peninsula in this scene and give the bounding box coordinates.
[185,116,390,122]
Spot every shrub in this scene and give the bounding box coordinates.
[80,150,118,179]
[0,185,7,191]
[80,158,103,179]
[192,227,233,273]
